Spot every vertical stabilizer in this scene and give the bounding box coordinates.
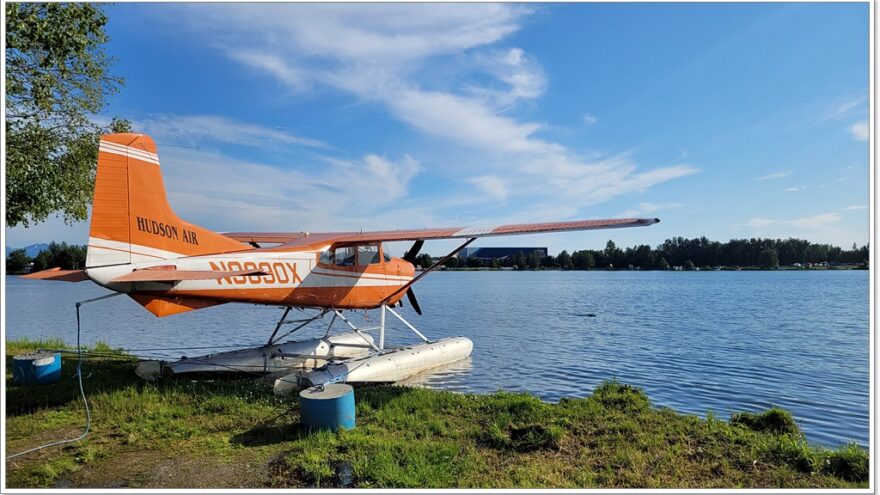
[87,133,248,268]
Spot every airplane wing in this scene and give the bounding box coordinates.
[223,217,660,247]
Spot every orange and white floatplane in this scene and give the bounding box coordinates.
[24,133,660,394]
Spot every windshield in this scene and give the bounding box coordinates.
[320,244,384,267]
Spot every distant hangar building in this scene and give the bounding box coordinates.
[458,247,548,260]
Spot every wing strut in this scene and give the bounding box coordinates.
[382,237,476,309]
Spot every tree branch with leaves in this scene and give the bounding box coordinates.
[6,3,130,227]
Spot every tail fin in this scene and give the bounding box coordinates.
[87,134,248,267]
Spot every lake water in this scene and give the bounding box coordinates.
[4,270,870,448]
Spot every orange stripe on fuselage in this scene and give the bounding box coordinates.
[134,285,407,311]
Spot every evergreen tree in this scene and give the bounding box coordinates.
[6,249,31,274]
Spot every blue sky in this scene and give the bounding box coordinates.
[6,3,870,256]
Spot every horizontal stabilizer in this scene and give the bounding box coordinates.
[20,268,89,282]
[111,267,268,283]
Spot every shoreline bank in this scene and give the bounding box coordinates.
[5,338,869,489]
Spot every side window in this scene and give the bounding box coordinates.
[357,245,380,266]
[334,247,356,266]
[319,249,333,265]
[381,243,391,262]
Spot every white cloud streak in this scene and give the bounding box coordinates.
[136,115,329,149]
[620,201,684,217]
[743,213,841,230]
[159,146,422,233]
[849,120,869,142]
[756,171,791,181]
[823,95,868,121]
[155,4,698,225]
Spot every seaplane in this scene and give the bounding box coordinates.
[23,133,660,393]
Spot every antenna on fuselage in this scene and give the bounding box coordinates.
[295,205,309,237]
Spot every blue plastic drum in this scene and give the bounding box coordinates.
[299,383,356,431]
[13,351,62,385]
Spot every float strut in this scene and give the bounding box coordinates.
[379,304,386,350]
[266,307,292,345]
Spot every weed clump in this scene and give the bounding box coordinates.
[590,380,650,412]
[731,408,800,436]
[823,443,869,482]
[759,435,818,473]
[485,423,564,452]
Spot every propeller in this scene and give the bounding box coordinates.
[401,240,425,315]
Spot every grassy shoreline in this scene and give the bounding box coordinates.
[5,338,868,489]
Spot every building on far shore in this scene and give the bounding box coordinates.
[458,247,548,261]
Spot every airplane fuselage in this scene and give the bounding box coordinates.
[85,239,414,314]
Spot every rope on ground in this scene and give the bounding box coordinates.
[6,292,122,460]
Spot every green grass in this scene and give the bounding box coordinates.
[4,340,869,489]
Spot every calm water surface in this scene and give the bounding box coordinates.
[5,270,869,447]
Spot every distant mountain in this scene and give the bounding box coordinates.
[6,243,50,258]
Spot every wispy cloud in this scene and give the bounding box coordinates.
[822,95,868,121]
[161,4,697,218]
[783,187,800,192]
[620,201,684,217]
[842,205,867,211]
[468,48,546,107]
[466,175,508,200]
[849,120,868,142]
[756,171,791,181]
[742,212,841,230]
[159,146,423,233]
[583,113,598,125]
[137,115,329,149]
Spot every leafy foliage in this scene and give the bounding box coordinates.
[6,3,130,227]
[759,247,779,269]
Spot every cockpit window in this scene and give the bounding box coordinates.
[334,246,356,266]
[321,245,384,267]
[319,249,333,265]
[358,245,380,266]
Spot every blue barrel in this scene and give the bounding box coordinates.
[13,352,62,385]
[299,383,356,431]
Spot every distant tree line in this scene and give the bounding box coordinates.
[438,237,870,271]
[6,242,86,274]
[6,236,870,275]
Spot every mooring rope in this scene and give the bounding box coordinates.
[7,292,122,460]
